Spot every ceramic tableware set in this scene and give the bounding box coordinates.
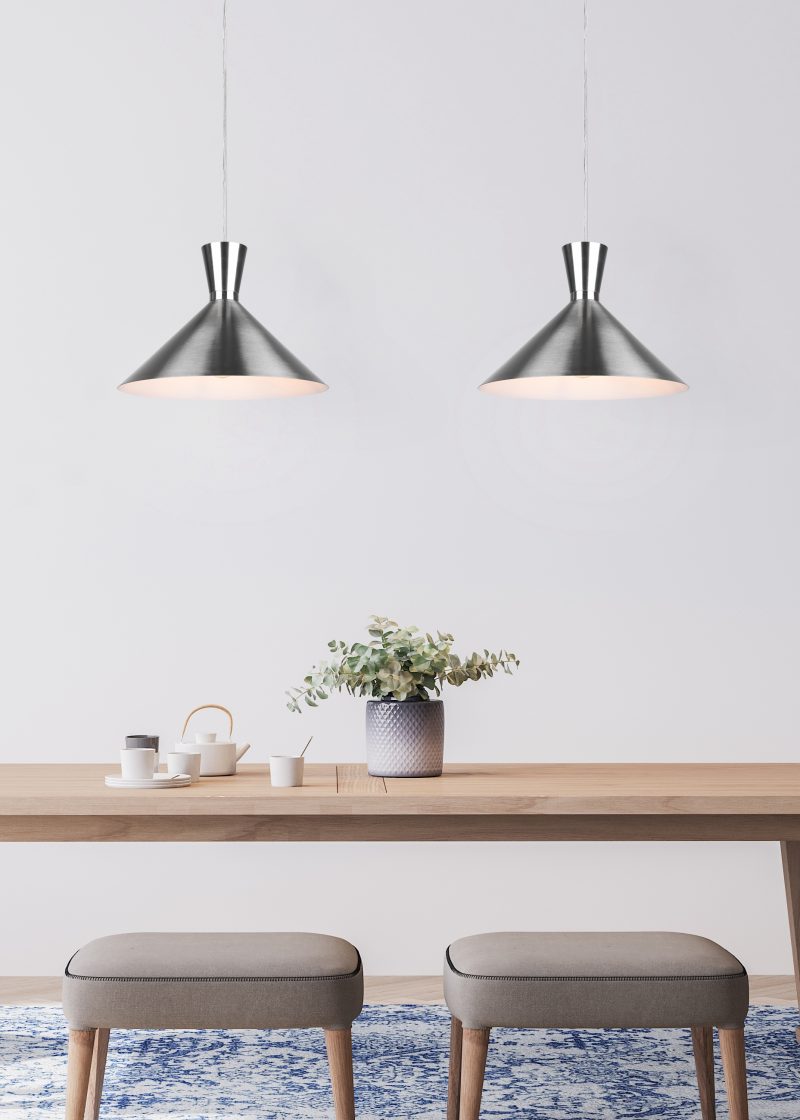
[106,703,309,789]
[106,704,252,789]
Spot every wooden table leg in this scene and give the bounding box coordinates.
[780,840,800,1042]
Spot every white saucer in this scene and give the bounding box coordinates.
[105,773,192,789]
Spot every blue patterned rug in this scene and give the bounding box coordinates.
[1,1003,797,1117]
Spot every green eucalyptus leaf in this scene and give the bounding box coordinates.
[287,618,519,710]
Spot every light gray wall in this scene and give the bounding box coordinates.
[1,0,798,974]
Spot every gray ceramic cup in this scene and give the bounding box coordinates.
[125,735,159,749]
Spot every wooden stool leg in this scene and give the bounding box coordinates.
[691,1026,716,1120]
[84,1028,109,1120]
[719,1028,749,1120]
[65,1029,95,1120]
[459,1028,490,1120]
[325,1028,355,1120]
[447,1017,463,1120]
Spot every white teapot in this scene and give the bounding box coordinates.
[177,704,251,776]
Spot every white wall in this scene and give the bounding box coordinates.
[1,0,798,975]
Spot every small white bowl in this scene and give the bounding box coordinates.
[166,751,202,783]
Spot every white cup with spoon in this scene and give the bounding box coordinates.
[269,737,312,788]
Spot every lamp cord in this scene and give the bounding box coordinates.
[222,0,228,241]
[583,0,589,242]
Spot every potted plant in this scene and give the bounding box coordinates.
[287,616,519,777]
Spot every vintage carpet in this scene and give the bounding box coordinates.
[1,1003,797,1117]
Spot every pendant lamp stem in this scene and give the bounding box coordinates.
[583,0,589,242]
[222,0,228,241]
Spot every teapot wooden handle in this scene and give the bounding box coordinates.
[181,704,234,741]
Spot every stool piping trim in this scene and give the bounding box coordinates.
[64,951,362,984]
[445,948,747,983]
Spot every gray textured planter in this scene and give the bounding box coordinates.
[365,699,444,777]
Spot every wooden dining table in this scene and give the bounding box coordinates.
[2,761,799,1038]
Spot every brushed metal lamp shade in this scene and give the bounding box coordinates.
[480,242,687,400]
[118,242,328,399]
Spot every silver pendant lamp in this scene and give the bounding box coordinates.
[480,0,687,400]
[119,1,327,400]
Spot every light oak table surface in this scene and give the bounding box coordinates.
[2,762,800,1039]
[2,762,800,835]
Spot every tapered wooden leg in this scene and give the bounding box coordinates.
[781,840,800,1043]
[459,1028,490,1120]
[65,1029,95,1120]
[719,1028,749,1120]
[691,1026,716,1120]
[84,1028,109,1120]
[325,1028,355,1120]
[447,1017,463,1120]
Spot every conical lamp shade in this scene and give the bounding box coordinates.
[480,242,687,400]
[119,242,328,399]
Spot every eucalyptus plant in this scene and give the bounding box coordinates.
[287,616,519,712]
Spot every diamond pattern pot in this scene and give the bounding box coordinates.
[365,699,444,777]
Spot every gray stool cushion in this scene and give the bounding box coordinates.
[444,932,748,1030]
[63,932,363,1031]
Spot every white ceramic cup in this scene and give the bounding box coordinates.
[269,755,304,788]
[166,751,202,783]
[120,748,156,780]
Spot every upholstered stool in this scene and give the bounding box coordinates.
[62,932,363,1120]
[444,931,750,1120]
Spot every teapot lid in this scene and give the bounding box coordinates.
[187,732,236,748]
